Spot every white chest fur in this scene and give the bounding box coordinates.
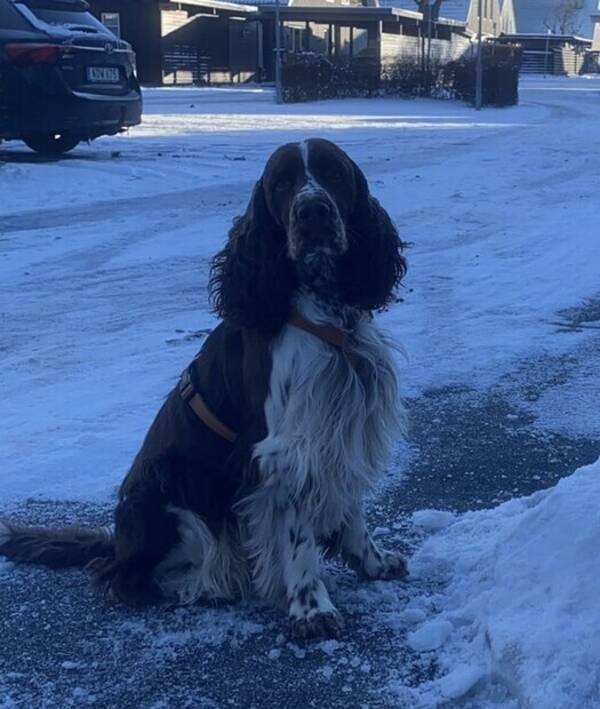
[253,295,406,537]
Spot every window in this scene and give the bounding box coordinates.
[22,5,107,33]
[101,11,121,37]
[0,0,29,29]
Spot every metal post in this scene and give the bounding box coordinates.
[475,0,483,110]
[275,0,283,104]
[426,0,433,93]
[544,29,551,78]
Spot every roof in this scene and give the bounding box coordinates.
[256,2,464,23]
[502,0,597,39]
[500,31,592,45]
[178,0,258,10]
[236,0,470,20]
[377,0,471,21]
[251,0,467,24]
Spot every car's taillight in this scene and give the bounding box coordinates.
[5,43,74,66]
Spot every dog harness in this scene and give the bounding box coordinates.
[179,312,356,443]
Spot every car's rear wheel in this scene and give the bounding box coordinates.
[22,132,80,156]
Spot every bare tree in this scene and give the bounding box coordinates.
[544,0,585,35]
[412,0,446,21]
[412,0,446,92]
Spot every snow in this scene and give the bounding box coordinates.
[1,77,599,504]
[407,619,454,652]
[399,457,600,707]
[411,509,456,531]
[1,76,599,706]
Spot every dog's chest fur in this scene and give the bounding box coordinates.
[253,295,405,537]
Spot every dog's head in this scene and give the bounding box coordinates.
[210,138,406,333]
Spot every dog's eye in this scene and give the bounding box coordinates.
[274,178,292,192]
[326,168,344,182]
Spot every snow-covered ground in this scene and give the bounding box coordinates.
[1,76,599,707]
[400,456,600,708]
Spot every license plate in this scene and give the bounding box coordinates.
[86,67,119,83]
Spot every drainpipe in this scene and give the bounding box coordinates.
[475,0,483,110]
[544,29,552,77]
[275,0,283,103]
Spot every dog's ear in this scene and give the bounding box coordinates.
[209,178,297,334]
[337,162,407,312]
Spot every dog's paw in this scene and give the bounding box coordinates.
[375,550,408,580]
[291,610,344,640]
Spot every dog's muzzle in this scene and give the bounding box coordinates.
[288,191,347,261]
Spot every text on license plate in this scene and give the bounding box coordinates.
[87,67,119,82]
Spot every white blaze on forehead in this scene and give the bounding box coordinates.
[299,140,312,176]
[297,140,322,196]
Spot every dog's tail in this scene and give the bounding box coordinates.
[0,519,114,569]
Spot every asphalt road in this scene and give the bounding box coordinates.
[1,320,598,708]
[2,80,600,708]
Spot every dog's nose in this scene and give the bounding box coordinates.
[296,200,331,223]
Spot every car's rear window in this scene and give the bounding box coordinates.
[0,0,30,29]
[25,7,107,32]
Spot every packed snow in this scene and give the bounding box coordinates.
[1,76,599,707]
[396,457,600,708]
[2,77,599,503]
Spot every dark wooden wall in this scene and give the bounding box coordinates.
[88,0,163,84]
[89,0,259,85]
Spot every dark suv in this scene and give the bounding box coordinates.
[0,0,141,154]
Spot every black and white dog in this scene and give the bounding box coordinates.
[0,138,408,639]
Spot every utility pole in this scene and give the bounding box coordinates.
[425,0,433,93]
[275,0,283,103]
[475,0,483,110]
[544,29,552,77]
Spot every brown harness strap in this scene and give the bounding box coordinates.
[189,392,238,443]
[181,313,356,443]
[179,369,238,443]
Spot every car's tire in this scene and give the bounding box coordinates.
[22,132,80,156]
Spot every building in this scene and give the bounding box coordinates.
[500,0,597,38]
[498,0,596,74]
[90,0,476,84]
[379,0,502,36]
[593,1,600,50]
[89,0,261,85]
[258,0,473,76]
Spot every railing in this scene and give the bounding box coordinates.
[162,45,211,85]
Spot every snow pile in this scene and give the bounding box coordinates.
[0,559,13,580]
[404,458,600,707]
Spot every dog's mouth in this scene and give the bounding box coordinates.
[288,193,347,264]
[294,247,340,295]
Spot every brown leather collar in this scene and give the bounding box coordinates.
[288,310,350,349]
[181,312,356,443]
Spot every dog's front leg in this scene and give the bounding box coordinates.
[340,506,407,581]
[283,504,343,639]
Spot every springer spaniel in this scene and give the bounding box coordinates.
[0,138,407,639]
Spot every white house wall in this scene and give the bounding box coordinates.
[500,0,516,33]
[466,0,502,35]
[380,30,471,63]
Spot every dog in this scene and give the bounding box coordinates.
[0,138,408,639]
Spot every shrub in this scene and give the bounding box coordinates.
[281,42,521,107]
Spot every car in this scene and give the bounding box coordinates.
[0,0,141,155]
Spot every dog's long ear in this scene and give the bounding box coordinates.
[209,178,297,334]
[338,162,407,312]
